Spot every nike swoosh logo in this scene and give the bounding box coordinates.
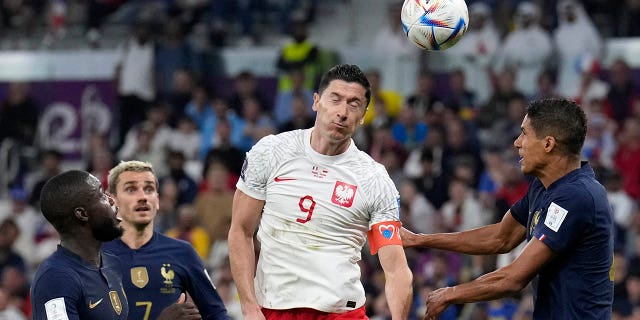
[89,298,103,309]
[274,177,297,182]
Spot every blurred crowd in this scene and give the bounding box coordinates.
[1,0,640,319]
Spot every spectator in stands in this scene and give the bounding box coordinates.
[0,219,26,280]
[236,97,276,152]
[449,1,501,105]
[582,111,617,170]
[227,70,270,115]
[614,117,640,200]
[443,69,477,118]
[160,150,198,206]
[575,55,609,107]
[166,204,210,260]
[606,58,639,127]
[154,178,179,234]
[0,287,25,320]
[478,69,526,145]
[168,117,202,162]
[85,0,123,47]
[405,71,444,123]
[441,118,483,186]
[205,119,245,177]
[363,69,403,127]
[493,1,552,97]
[1,188,42,270]
[399,180,438,235]
[277,91,315,132]
[26,150,63,209]
[86,146,116,190]
[391,103,428,152]
[193,160,234,252]
[166,69,197,126]
[553,0,603,99]
[411,148,449,209]
[114,20,156,147]
[273,68,314,126]
[529,70,560,101]
[371,0,421,60]
[0,82,39,147]
[604,170,636,250]
[276,17,320,92]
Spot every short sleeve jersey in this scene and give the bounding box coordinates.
[236,129,401,313]
[510,162,614,319]
[102,232,230,320]
[31,246,129,320]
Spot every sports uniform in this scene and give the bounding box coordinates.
[237,128,402,313]
[31,246,129,320]
[510,162,614,319]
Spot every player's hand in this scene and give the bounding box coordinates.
[423,287,452,320]
[400,227,421,248]
[241,304,266,320]
[157,293,201,320]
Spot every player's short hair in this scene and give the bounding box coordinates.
[526,98,587,157]
[40,170,95,234]
[108,160,157,194]
[317,64,371,106]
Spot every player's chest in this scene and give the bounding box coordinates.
[526,191,555,238]
[120,253,184,296]
[80,270,128,319]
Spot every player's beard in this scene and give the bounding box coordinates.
[91,219,124,242]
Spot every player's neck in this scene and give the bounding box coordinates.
[310,129,351,156]
[120,223,154,249]
[60,235,102,267]
[538,156,581,188]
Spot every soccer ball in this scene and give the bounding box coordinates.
[401,0,469,51]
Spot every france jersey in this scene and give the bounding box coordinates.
[102,232,229,320]
[237,128,402,313]
[31,245,129,320]
[510,162,614,319]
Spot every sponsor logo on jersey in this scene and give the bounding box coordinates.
[160,263,177,294]
[274,176,297,182]
[312,165,328,179]
[88,298,103,309]
[331,181,357,208]
[131,266,149,288]
[109,291,122,315]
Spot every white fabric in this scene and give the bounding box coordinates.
[236,128,400,313]
[553,0,603,98]
[116,37,155,100]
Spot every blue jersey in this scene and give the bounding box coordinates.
[31,246,129,320]
[511,162,614,319]
[102,232,229,320]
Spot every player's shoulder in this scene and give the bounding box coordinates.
[155,232,199,255]
[255,129,304,149]
[101,238,126,254]
[32,255,80,286]
[349,149,389,175]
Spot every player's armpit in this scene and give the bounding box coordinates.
[367,221,402,254]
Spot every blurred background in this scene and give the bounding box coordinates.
[1,0,640,319]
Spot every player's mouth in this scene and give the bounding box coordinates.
[134,205,151,212]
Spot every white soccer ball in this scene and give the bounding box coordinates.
[401,0,469,51]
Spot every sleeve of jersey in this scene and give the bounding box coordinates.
[509,193,529,227]
[31,269,81,320]
[182,246,231,320]
[365,164,402,255]
[235,135,276,201]
[532,190,592,253]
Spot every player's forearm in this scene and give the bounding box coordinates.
[403,224,506,255]
[384,265,413,319]
[227,229,260,311]
[445,268,527,304]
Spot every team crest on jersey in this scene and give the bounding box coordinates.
[108,291,122,315]
[331,181,357,208]
[130,267,149,288]
[160,263,177,294]
[530,210,541,236]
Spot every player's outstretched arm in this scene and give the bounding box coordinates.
[423,237,555,319]
[157,293,201,320]
[228,189,266,320]
[401,210,526,255]
[378,244,413,320]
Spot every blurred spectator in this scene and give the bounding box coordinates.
[0,287,25,320]
[441,118,483,185]
[0,188,42,269]
[205,119,245,177]
[441,177,490,233]
[363,70,403,127]
[227,70,270,115]
[448,1,501,105]
[391,104,428,152]
[575,55,609,107]
[166,204,210,260]
[166,69,197,126]
[0,219,26,280]
[114,20,156,146]
[604,170,636,249]
[443,69,477,119]
[371,0,421,60]
[154,177,179,233]
[276,17,320,92]
[478,69,525,145]
[0,0,37,48]
[86,146,115,190]
[616,0,640,37]
[614,117,640,200]
[399,180,438,235]
[25,150,63,209]
[405,71,444,123]
[553,0,603,98]
[493,1,552,97]
[606,58,639,127]
[529,69,560,101]
[273,68,314,126]
[411,148,449,209]
[582,111,617,170]
[161,150,198,206]
[85,0,124,46]
[1,265,28,315]
[194,160,234,250]
[0,82,39,147]
[277,91,315,132]
[236,97,276,152]
[494,164,529,220]
[168,116,202,162]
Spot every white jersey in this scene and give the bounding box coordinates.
[236,128,400,313]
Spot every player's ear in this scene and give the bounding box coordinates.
[74,207,89,222]
[312,93,319,111]
[544,136,556,151]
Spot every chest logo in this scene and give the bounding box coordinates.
[88,298,103,309]
[331,181,357,208]
[131,266,149,289]
[108,291,122,315]
[161,264,174,285]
